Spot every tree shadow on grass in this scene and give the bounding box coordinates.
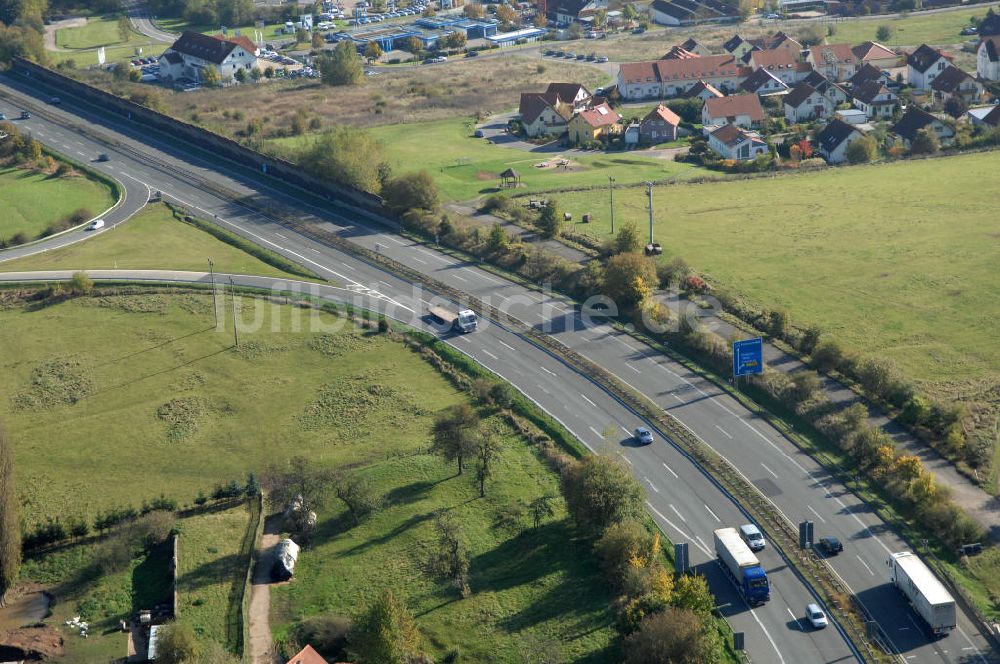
[131,540,173,614]
[175,553,242,593]
[384,478,449,509]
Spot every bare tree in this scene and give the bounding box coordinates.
[262,455,335,517]
[430,404,480,475]
[429,511,470,596]
[475,429,502,497]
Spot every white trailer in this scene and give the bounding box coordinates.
[713,527,770,604]
[428,305,478,333]
[887,551,956,637]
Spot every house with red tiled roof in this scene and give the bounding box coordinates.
[215,33,259,57]
[616,55,746,100]
[285,644,328,664]
[851,41,898,69]
[567,102,621,143]
[707,123,768,160]
[805,43,859,81]
[639,104,682,143]
[746,48,807,84]
[662,45,699,60]
[701,94,765,128]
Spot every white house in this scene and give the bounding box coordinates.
[930,65,983,107]
[783,83,834,122]
[518,92,573,137]
[891,107,955,148]
[976,36,1000,81]
[739,67,789,96]
[702,94,765,128]
[852,80,897,119]
[617,55,746,100]
[906,44,950,90]
[805,43,859,81]
[707,123,768,160]
[158,31,257,85]
[816,118,865,164]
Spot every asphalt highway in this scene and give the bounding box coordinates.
[1,72,995,664]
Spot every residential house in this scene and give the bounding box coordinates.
[623,122,641,145]
[518,92,573,137]
[930,65,983,106]
[545,82,592,109]
[977,36,1000,81]
[967,104,1000,128]
[702,94,765,128]
[548,0,607,24]
[158,30,257,84]
[723,34,756,59]
[852,80,897,119]
[907,44,951,89]
[683,79,725,99]
[640,104,682,143]
[802,69,849,105]
[751,31,802,56]
[740,67,790,95]
[567,102,621,143]
[649,0,740,26]
[662,45,700,60]
[816,118,865,163]
[852,41,898,69]
[891,107,955,148]
[847,63,891,90]
[805,43,859,81]
[707,123,769,160]
[679,37,712,56]
[616,55,745,100]
[784,83,834,122]
[285,644,328,664]
[835,108,869,125]
[747,48,808,84]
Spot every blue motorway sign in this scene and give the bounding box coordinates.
[733,337,764,377]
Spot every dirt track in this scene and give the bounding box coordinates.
[248,515,283,664]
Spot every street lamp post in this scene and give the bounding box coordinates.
[608,176,616,235]
[645,181,654,245]
[208,258,218,328]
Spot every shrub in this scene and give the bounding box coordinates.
[595,520,651,587]
[382,171,439,214]
[680,275,709,294]
[810,338,844,373]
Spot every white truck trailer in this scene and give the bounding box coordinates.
[887,551,956,637]
[429,305,478,333]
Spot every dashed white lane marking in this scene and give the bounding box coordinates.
[715,425,733,439]
[380,234,405,245]
[620,426,632,437]
[806,505,827,523]
[309,248,321,254]
[274,232,287,239]
[855,555,874,576]
[580,394,598,408]
[669,504,686,523]
[761,463,779,479]
[787,607,805,631]
[662,462,678,479]
[589,426,602,439]
[413,257,427,264]
[498,340,516,352]
[452,274,467,282]
[627,363,641,374]
[536,383,550,395]
[481,349,498,360]
[540,365,556,376]
[645,478,660,493]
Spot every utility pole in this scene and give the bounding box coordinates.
[208,258,218,328]
[608,176,616,235]
[645,181,654,245]
[229,277,239,347]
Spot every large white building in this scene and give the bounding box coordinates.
[977,36,1000,81]
[158,31,258,85]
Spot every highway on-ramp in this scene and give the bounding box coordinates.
[1,72,995,664]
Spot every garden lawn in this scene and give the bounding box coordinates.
[273,117,703,202]
[0,202,315,279]
[0,166,114,242]
[555,151,1000,387]
[176,503,253,648]
[3,293,617,661]
[825,6,989,48]
[270,414,617,663]
[51,15,167,66]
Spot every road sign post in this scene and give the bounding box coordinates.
[732,337,764,390]
[674,542,690,575]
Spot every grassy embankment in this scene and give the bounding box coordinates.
[0,166,114,242]
[4,292,618,661]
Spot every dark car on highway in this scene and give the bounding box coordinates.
[817,537,843,555]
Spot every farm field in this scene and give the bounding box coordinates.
[51,15,167,66]
[0,202,314,279]
[0,166,114,242]
[553,150,1000,389]
[273,117,703,201]
[819,6,988,47]
[1,292,617,661]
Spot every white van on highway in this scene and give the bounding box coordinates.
[88,219,105,230]
[739,524,766,551]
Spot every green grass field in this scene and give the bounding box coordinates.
[270,117,704,202]
[51,15,167,66]
[177,504,252,647]
[0,166,114,241]
[554,151,1000,387]
[0,203,312,279]
[4,293,617,661]
[821,6,988,47]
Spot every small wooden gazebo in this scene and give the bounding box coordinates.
[499,168,521,188]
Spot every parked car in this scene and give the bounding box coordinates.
[806,604,828,629]
[960,26,978,35]
[634,427,654,445]
[88,219,105,230]
[0,113,5,120]
[564,52,575,58]
[817,536,843,555]
[474,128,485,137]
[575,53,585,60]
[586,53,596,60]
[465,49,478,57]
[19,111,30,119]
[596,55,608,63]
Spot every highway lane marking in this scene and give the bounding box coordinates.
[627,363,641,374]
[761,463,779,479]
[274,232,287,239]
[645,502,710,556]
[536,383,550,395]
[580,394,598,408]
[467,268,504,285]
[713,398,737,416]
[715,425,733,439]
[416,248,442,261]
[413,257,427,264]
[747,608,787,664]
[452,274,468,283]
[661,462,678,479]
[620,425,632,437]
[588,426,602,439]
[341,263,356,271]
[741,417,809,473]
[481,349,499,360]
[539,365,556,376]
[704,504,721,522]
[694,535,710,556]
[956,625,987,664]
[806,505,826,523]
[621,455,632,465]
[669,504,686,523]
[378,280,392,289]
[309,248,321,254]
[786,607,805,631]
[498,340,516,352]
[855,555,874,576]
[672,394,685,403]
[380,234,405,246]
[645,478,660,493]
[457,335,472,344]
[848,513,892,555]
